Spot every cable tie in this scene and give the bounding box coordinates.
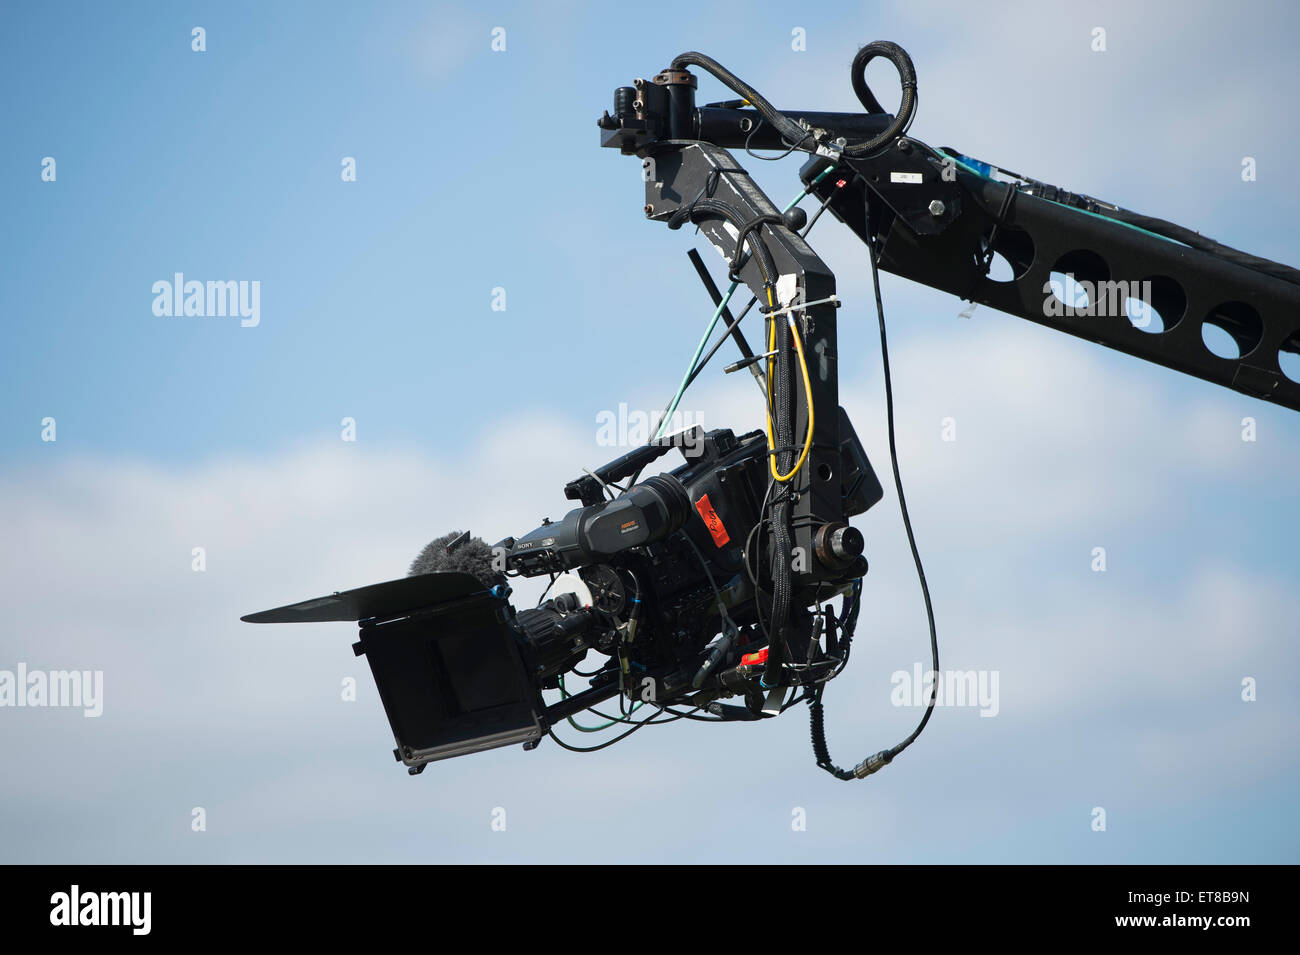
[763,294,839,318]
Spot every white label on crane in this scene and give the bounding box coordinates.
[890,171,923,184]
[776,274,800,308]
[705,219,742,264]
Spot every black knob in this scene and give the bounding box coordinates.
[783,206,808,232]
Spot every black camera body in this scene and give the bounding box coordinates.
[243,410,881,774]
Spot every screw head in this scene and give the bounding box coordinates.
[644,204,655,215]
[928,199,946,216]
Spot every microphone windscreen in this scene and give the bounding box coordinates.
[408,531,505,589]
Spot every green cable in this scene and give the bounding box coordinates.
[654,164,838,441]
[557,672,642,732]
[781,162,838,213]
[655,286,738,439]
[935,147,1175,245]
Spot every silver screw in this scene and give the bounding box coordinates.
[928,199,946,216]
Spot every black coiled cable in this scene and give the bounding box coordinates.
[673,43,918,160]
[809,687,854,780]
[842,41,917,157]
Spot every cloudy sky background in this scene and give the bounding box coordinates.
[1,0,1297,863]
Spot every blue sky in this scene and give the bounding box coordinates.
[1,0,1298,863]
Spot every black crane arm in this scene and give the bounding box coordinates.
[798,139,1300,412]
[598,50,1300,413]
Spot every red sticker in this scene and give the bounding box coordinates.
[694,493,730,548]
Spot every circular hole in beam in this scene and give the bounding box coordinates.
[1201,301,1263,360]
[1048,249,1110,314]
[979,226,1034,284]
[1125,275,1186,334]
[1280,330,1300,385]
[986,250,1014,282]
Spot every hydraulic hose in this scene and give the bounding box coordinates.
[670,51,813,149]
[673,44,917,159]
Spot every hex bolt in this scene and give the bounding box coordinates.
[928,199,946,216]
